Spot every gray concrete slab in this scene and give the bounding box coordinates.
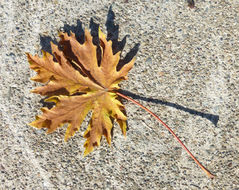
[1,0,238,189]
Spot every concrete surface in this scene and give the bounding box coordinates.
[0,0,239,189]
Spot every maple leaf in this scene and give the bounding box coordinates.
[27,28,135,156]
[27,23,215,178]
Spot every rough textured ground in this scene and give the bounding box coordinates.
[1,0,239,189]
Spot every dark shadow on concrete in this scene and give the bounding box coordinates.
[105,5,140,71]
[88,6,140,69]
[40,20,85,54]
[62,20,85,44]
[39,35,57,54]
[118,89,219,127]
[117,43,140,71]
[89,18,101,66]
[106,5,127,54]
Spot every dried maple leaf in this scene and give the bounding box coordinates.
[27,25,214,178]
[27,28,135,156]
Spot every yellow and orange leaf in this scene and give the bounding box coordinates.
[27,28,135,156]
[27,24,215,178]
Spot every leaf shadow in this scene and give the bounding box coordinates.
[89,5,140,70]
[39,35,57,54]
[61,20,85,44]
[119,89,219,127]
[39,20,85,54]
[106,5,140,71]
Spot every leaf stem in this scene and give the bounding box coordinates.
[116,91,215,178]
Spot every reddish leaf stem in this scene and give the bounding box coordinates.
[116,91,215,178]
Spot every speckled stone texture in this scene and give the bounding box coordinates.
[1,0,239,189]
